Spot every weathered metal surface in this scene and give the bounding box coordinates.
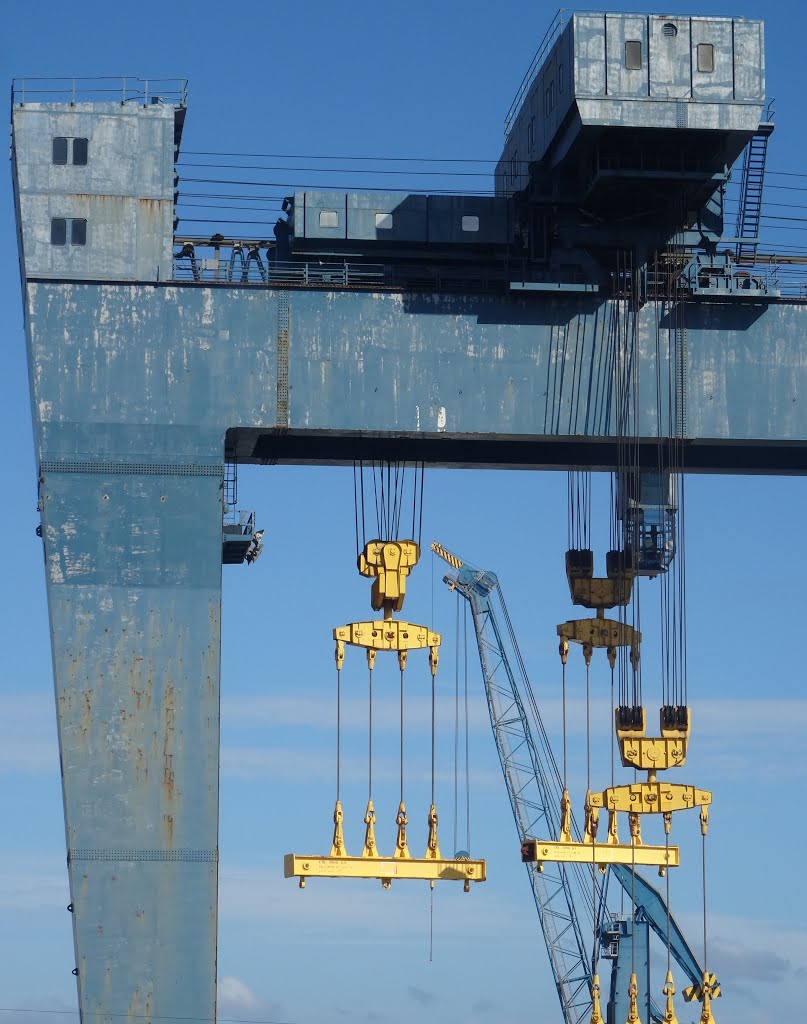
[9,49,807,1024]
[498,13,765,193]
[12,100,177,282]
[41,465,221,1021]
[25,281,807,458]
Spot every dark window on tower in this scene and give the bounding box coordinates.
[51,218,67,245]
[52,138,68,165]
[72,138,89,165]
[71,218,87,245]
[697,43,715,73]
[625,40,643,70]
[558,63,564,93]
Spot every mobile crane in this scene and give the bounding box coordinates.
[432,543,714,1024]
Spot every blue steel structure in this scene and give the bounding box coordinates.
[7,11,803,1022]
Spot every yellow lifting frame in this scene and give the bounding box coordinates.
[284,852,486,890]
[521,837,680,872]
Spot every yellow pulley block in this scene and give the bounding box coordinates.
[565,548,634,611]
[616,706,691,771]
[358,539,420,616]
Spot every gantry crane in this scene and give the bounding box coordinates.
[432,543,714,1024]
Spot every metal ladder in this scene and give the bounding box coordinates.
[734,120,774,265]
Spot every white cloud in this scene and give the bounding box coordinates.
[217,976,264,1018]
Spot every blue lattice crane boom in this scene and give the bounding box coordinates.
[433,543,597,1024]
[432,543,709,1024]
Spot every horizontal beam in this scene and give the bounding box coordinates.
[521,838,680,870]
[229,428,807,475]
[284,853,486,885]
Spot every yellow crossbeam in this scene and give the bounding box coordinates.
[521,838,679,870]
[284,853,486,888]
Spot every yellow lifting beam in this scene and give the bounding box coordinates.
[284,852,486,890]
[334,620,441,657]
[557,616,641,667]
[521,837,680,872]
[590,780,711,816]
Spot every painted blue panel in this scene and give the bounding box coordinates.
[40,467,222,1021]
[26,283,807,448]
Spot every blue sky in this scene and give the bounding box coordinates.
[1,3,806,1024]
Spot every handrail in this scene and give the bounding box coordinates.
[11,76,187,108]
[503,9,568,137]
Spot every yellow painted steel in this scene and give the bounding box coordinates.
[429,541,463,570]
[557,616,641,666]
[358,540,420,615]
[590,780,711,816]
[626,971,642,1024]
[284,853,486,888]
[333,618,440,654]
[683,972,721,1024]
[589,975,604,1024]
[617,707,690,770]
[520,837,679,871]
[662,970,679,1024]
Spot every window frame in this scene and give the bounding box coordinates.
[696,43,715,73]
[625,40,643,71]
[52,138,68,165]
[50,218,67,246]
[72,138,89,166]
[71,218,88,246]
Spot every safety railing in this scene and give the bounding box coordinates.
[173,250,386,288]
[503,9,569,137]
[11,77,187,108]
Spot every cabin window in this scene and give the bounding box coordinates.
[52,137,89,165]
[528,116,535,153]
[52,138,68,165]
[558,63,564,94]
[50,217,67,245]
[71,218,87,245]
[545,81,555,116]
[72,138,89,165]
[461,216,480,232]
[662,22,678,37]
[697,43,715,73]
[375,213,393,230]
[625,40,643,70]
[319,210,339,228]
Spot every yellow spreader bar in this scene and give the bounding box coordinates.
[521,839,679,871]
[285,853,486,888]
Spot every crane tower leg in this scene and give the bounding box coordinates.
[41,462,223,1022]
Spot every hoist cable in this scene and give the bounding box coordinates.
[453,595,460,857]
[368,663,374,802]
[666,830,672,974]
[352,463,360,561]
[702,829,709,970]
[336,666,342,802]
[431,672,436,807]
[561,661,568,788]
[400,667,405,805]
[464,599,471,855]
